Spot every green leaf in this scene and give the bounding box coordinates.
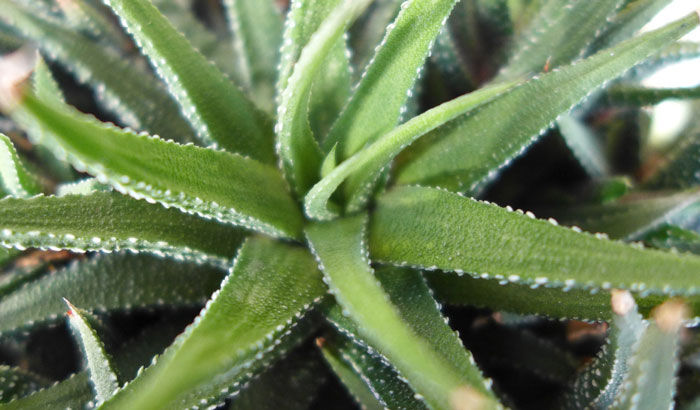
[557,114,610,178]
[304,79,517,220]
[306,215,500,410]
[0,252,225,334]
[7,89,303,239]
[554,190,700,241]
[319,328,425,410]
[0,133,41,197]
[0,366,48,403]
[496,0,625,80]
[223,0,282,113]
[0,247,19,268]
[593,0,673,50]
[643,224,700,254]
[348,0,402,73]
[370,186,700,297]
[324,0,459,160]
[65,301,119,405]
[0,372,92,410]
[99,236,326,410]
[276,0,373,197]
[0,0,193,142]
[151,0,241,84]
[608,83,700,105]
[395,14,700,193]
[102,0,275,162]
[561,290,646,409]
[0,192,245,266]
[611,300,686,409]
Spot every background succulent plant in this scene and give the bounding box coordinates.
[0,0,700,408]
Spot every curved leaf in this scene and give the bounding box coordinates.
[0,132,41,197]
[0,0,193,142]
[99,237,326,410]
[0,372,92,410]
[304,79,517,220]
[324,0,459,159]
[7,89,302,239]
[276,0,373,196]
[396,14,700,194]
[65,301,119,405]
[102,0,275,161]
[0,366,48,403]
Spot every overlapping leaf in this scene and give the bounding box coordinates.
[103,0,275,161]
[0,132,41,197]
[307,215,499,410]
[396,14,700,193]
[6,87,302,238]
[99,237,326,410]
[0,252,225,333]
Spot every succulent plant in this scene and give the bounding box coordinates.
[1,0,700,408]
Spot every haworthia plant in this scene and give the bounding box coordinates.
[0,1,699,408]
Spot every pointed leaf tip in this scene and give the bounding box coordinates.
[611,289,635,316]
[0,46,37,108]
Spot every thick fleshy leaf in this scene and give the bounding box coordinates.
[561,290,646,409]
[593,0,673,50]
[0,372,92,410]
[608,83,700,105]
[395,14,700,193]
[496,0,625,80]
[65,301,119,405]
[306,215,500,410]
[102,0,275,161]
[0,366,48,403]
[324,0,459,159]
[0,253,225,334]
[6,89,302,239]
[319,328,425,410]
[0,193,244,266]
[99,237,326,410]
[304,79,517,220]
[610,300,686,409]
[554,190,700,241]
[425,271,698,321]
[276,0,352,142]
[370,186,700,297]
[276,0,372,197]
[223,0,282,112]
[0,0,193,141]
[0,133,41,197]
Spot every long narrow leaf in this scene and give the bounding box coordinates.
[305,79,517,219]
[0,366,48,403]
[65,301,120,405]
[0,372,92,410]
[0,0,193,142]
[324,0,459,159]
[0,132,41,197]
[306,215,500,410]
[223,0,282,112]
[0,253,225,334]
[99,237,326,410]
[4,84,302,239]
[396,14,700,193]
[370,186,700,297]
[276,0,373,197]
[0,193,245,266]
[102,0,275,161]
